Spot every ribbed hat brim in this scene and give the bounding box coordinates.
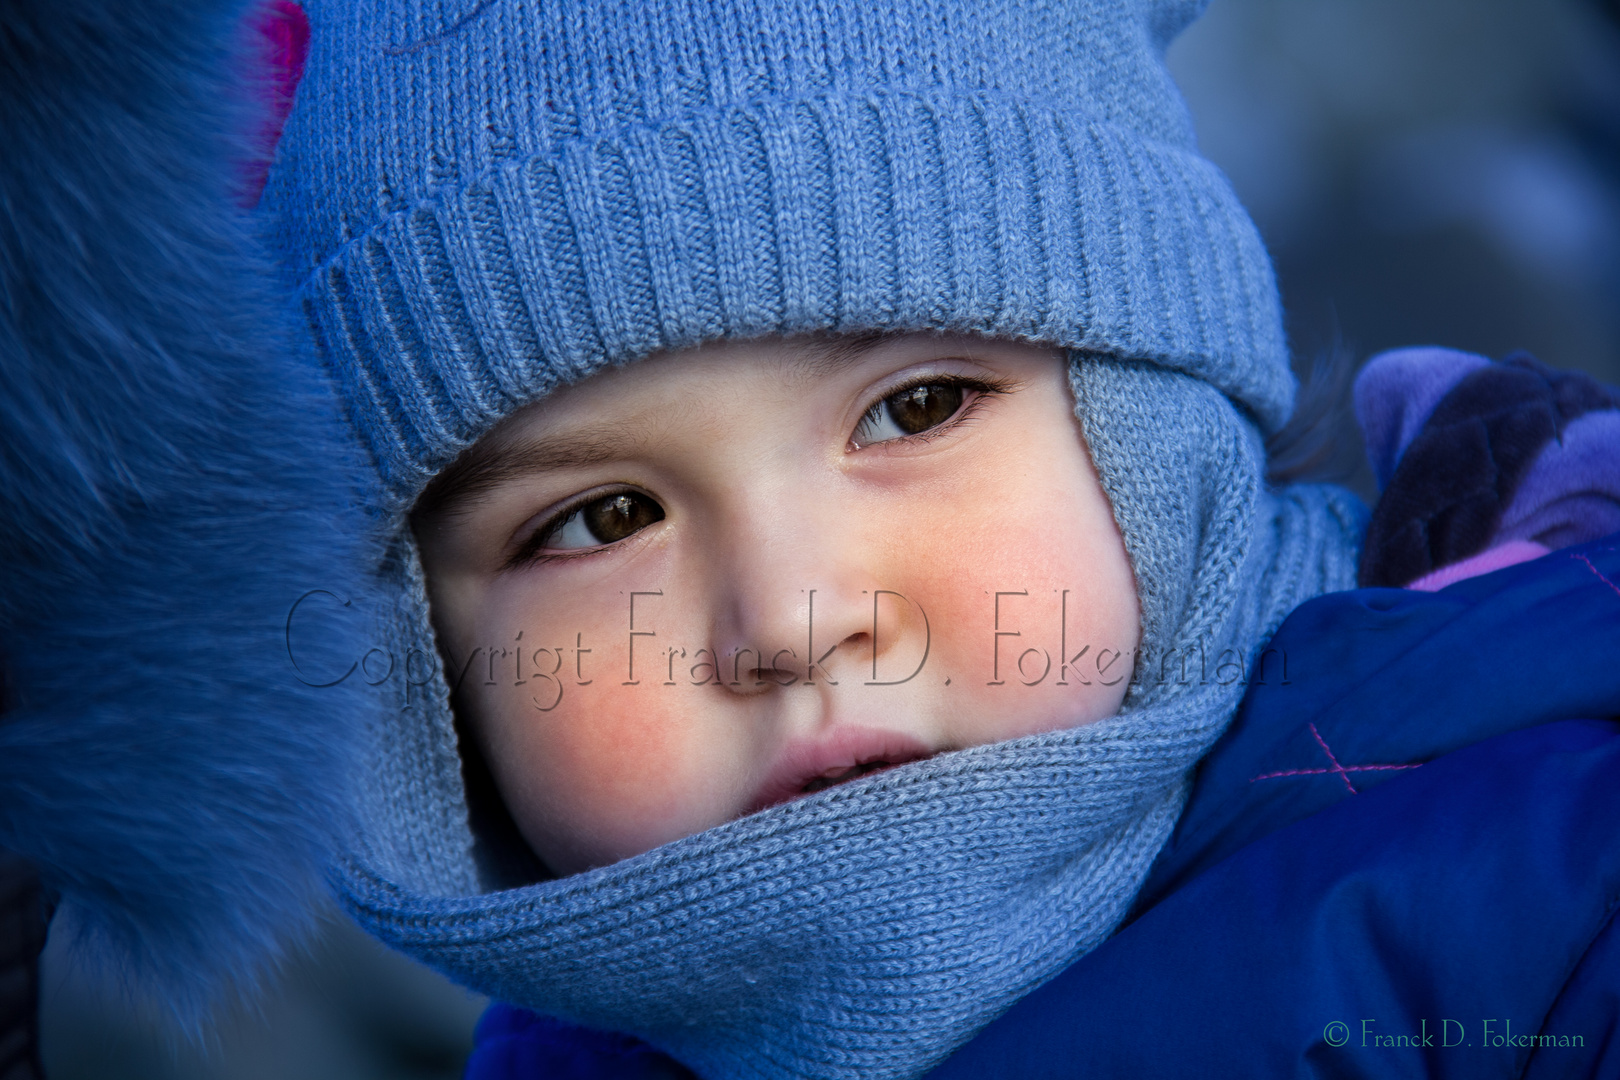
[302,89,1292,505]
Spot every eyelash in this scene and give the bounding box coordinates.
[506,373,1014,569]
[849,373,1012,450]
[506,488,646,569]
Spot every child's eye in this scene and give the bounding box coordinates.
[851,378,980,447]
[537,491,665,552]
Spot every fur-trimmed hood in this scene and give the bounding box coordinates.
[1,0,376,1020]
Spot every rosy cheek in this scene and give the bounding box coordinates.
[488,679,736,870]
[865,466,1136,741]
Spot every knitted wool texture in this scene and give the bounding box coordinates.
[260,0,1365,1075]
[263,0,1299,508]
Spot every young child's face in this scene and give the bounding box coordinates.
[414,334,1140,875]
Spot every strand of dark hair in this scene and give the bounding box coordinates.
[1265,341,1376,502]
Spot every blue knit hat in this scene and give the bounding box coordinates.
[264,0,1294,508]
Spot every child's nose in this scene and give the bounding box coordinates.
[703,497,925,693]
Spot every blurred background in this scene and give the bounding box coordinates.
[38,0,1620,1076]
[1168,0,1620,391]
[39,914,485,1080]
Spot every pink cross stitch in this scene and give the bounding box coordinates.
[1250,722,1420,794]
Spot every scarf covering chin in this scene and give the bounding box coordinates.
[336,360,1364,1080]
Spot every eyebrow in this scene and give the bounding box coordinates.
[413,331,899,519]
[788,331,890,381]
[413,426,639,519]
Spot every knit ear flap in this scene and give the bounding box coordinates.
[241,0,309,207]
[1146,0,1213,51]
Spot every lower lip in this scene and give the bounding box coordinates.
[748,728,934,814]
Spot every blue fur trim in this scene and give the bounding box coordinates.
[0,0,378,1023]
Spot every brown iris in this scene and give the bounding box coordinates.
[578,491,663,544]
[885,382,964,435]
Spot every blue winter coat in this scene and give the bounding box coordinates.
[928,530,1620,1079]
[467,532,1620,1078]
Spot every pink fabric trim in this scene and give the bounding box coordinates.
[241,0,311,207]
[1406,540,1551,592]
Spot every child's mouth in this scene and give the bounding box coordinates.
[798,759,903,793]
[749,728,935,813]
